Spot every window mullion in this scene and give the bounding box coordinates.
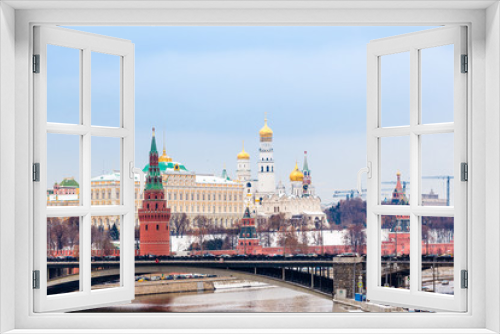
[409,47,420,294]
[81,47,92,294]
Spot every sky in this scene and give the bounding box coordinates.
[47,26,455,204]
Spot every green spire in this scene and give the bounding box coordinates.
[221,163,231,181]
[303,151,310,172]
[150,127,158,153]
[145,127,163,191]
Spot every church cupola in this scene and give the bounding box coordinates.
[289,162,304,182]
[259,116,273,140]
[237,141,250,160]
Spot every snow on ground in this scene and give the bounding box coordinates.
[213,280,271,290]
[170,230,349,252]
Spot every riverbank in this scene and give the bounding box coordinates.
[92,276,270,296]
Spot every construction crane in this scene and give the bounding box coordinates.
[333,187,396,201]
[422,175,454,206]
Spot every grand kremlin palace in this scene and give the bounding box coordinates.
[48,145,245,231]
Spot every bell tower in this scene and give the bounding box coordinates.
[236,141,251,182]
[257,114,276,194]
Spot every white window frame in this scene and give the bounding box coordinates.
[32,25,136,312]
[0,2,498,333]
[366,26,467,312]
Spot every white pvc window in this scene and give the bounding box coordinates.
[33,26,135,312]
[366,26,467,312]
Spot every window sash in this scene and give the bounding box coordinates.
[33,25,136,313]
[366,26,468,312]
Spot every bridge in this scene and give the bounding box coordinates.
[47,257,453,298]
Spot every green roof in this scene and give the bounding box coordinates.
[221,168,231,181]
[59,177,79,188]
[142,161,188,173]
[243,207,251,218]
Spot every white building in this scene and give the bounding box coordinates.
[235,116,327,228]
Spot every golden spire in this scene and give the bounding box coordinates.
[158,130,172,163]
[237,140,250,160]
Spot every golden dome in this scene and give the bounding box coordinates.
[289,162,304,182]
[237,141,250,160]
[259,117,273,138]
[159,149,172,163]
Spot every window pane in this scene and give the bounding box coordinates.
[421,45,454,124]
[47,133,80,207]
[47,45,81,124]
[380,136,410,205]
[381,52,410,127]
[91,136,121,205]
[47,216,80,295]
[421,133,454,206]
[91,216,121,290]
[421,216,454,295]
[381,215,410,290]
[91,52,121,127]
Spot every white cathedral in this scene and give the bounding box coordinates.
[234,116,327,228]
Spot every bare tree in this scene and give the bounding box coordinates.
[278,224,300,256]
[311,230,323,247]
[299,224,310,252]
[422,224,431,255]
[47,217,79,253]
[170,213,189,237]
[224,220,241,250]
[343,224,366,254]
[91,225,114,254]
[193,215,209,254]
[257,218,273,247]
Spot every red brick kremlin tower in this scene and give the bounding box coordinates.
[237,207,262,255]
[139,127,171,256]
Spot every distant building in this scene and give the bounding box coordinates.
[235,117,326,228]
[139,128,171,256]
[387,171,409,205]
[422,189,447,206]
[236,207,262,255]
[47,177,79,206]
[382,172,447,206]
